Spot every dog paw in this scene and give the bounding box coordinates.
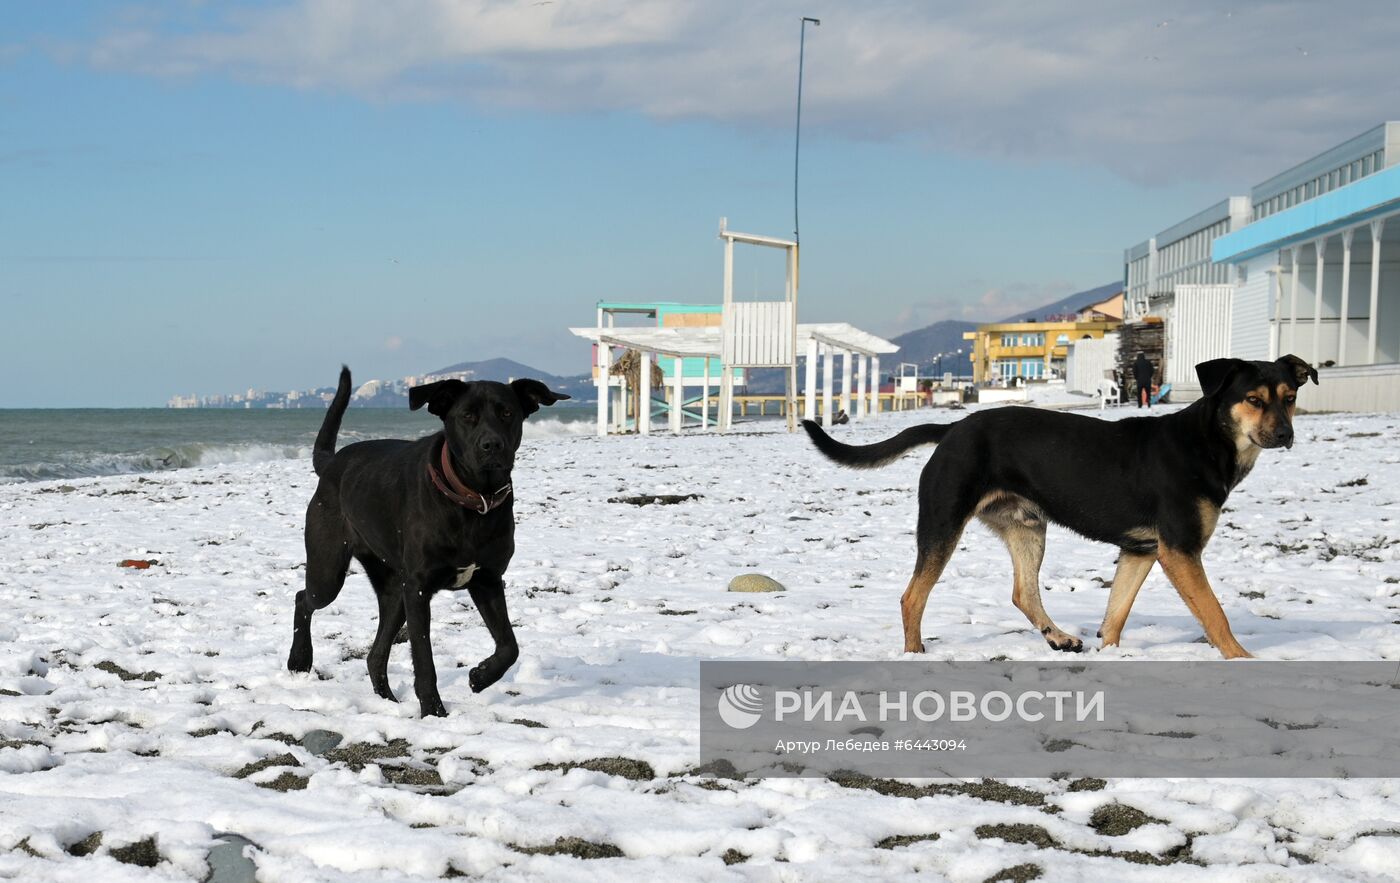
[1040,626,1083,653]
[373,684,399,703]
[419,697,448,718]
[469,664,497,693]
[287,651,312,673]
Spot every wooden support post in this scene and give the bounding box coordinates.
[804,336,817,420]
[595,341,610,437]
[1368,218,1385,364]
[853,355,865,420]
[702,358,711,430]
[1289,247,1300,355]
[638,353,651,436]
[840,349,852,418]
[1312,236,1326,365]
[822,343,834,428]
[871,355,881,415]
[670,355,683,434]
[1339,228,1354,366]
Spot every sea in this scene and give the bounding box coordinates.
[0,407,596,483]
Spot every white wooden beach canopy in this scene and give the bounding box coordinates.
[572,217,902,438]
[799,323,901,356]
[569,322,899,437]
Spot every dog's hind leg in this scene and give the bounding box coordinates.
[287,509,351,673]
[900,542,957,653]
[984,509,1082,653]
[361,557,404,702]
[1098,552,1154,647]
[901,461,975,653]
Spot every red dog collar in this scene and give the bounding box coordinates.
[427,438,512,514]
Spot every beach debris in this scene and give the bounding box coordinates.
[323,738,411,770]
[608,493,701,506]
[94,660,161,682]
[511,837,624,860]
[233,753,299,779]
[534,756,656,781]
[110,837,161,867]
[118,559,161,569]
[728,574,785,593]
[256,772,309,792]
[66,832,102,857]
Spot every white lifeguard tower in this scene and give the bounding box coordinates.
[570,218,900,436]
[717,218,799,432]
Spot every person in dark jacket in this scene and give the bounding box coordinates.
[1133,352,1155,408]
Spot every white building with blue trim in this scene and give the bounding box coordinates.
[1124,122,1400,411]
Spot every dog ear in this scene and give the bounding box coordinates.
[408,380,467,418]
[1195,358,1247,397]
[1275,354,1319,387]
[510,379,571,417]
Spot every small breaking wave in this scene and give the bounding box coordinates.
[0,442,313,483]
[0,416,591,483]
[523,416,596,440]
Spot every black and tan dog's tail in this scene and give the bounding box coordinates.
[801,419,951,469]
[313,366,352,476]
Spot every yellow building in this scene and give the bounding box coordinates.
[963,318,1121,384]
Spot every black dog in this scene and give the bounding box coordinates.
[287,367,568,716]
[803,355,1318,660]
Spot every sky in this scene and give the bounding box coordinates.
[4,1,1399,407]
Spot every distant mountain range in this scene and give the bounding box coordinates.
[427,357,594,399]
[343,357,595,408]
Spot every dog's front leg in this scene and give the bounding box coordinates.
[466,573,519,693]
[401,582,448,717]
[1157,548,1252,659]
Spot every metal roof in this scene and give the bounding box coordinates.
[1213,163,1400,264]
[1251,122,1397,205]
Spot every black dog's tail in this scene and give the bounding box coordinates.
[313,366,351,476]
[801,419,951,469]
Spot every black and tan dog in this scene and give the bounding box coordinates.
[287,367,568,716]
[803,355,1318,659]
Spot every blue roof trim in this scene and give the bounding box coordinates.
[1214,164,1400,264]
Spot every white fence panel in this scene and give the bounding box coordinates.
[1168,284,1235,391]
[1231,256,1273,361]
[722,301,794,367]
[1066,333,1119,394]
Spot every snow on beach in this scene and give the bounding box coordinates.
[2,399,1399,881]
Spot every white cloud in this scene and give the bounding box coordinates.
[62,0,1400,182]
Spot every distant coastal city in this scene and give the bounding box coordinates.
[166,371,473,410]
[165,358,594,409]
